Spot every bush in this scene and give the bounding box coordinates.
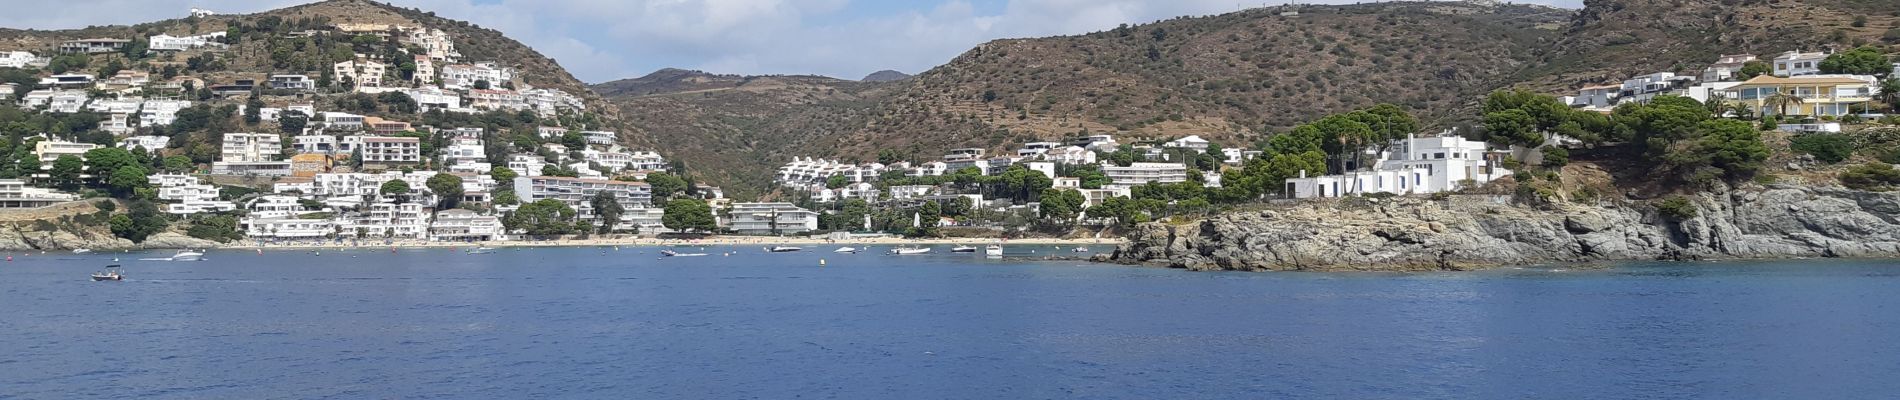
[1540,145,1570,167]
[1656,196,1699,221]
[1789,133,1855,163]
[1760,115,1779,131]
[1841,163,1900,191]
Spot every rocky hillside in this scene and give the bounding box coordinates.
[1518,0,1900,90]
[596,0,1900,195]
[592,69,893,198]
[860,70,911,82]
[600,1,1571,195]
[1104,182,1900,271]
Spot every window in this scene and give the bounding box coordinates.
[1434,153,1445,159]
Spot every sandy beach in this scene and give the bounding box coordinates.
[230,235,1123,250]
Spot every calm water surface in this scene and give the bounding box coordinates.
[2,246,1898,399]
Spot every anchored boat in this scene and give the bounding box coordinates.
[661,249,708,257]
[985,244,1003,257]
[91,265,124,281]
[767,246,804,253]
[889,247,931,255]
[950,245,977,253]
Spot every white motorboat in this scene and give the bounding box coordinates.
[889,247,931,255]
[985,244,1003,257]
[466,247,496,255]
[950,245,977,253]
[170,250,205,261]
[1071,247,1090,253]
[73,248,92,254]
[662,249,708,257]
[833,247,860,253]
[767,246,804,253]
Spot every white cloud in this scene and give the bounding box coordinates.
[0,0,1587,82]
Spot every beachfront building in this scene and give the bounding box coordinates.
[724,203,819,236]
[347,203,430,239]
[512,176,654,219]
[429,209,503,241]
[1283,135,1509,199]
[243,218,336,239]
[1723,75,1877,117]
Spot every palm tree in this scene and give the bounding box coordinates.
[1876,79,1900,113]
[1704,92,1734,117]
[1763,91,1806,117]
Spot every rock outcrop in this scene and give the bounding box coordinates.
[1102,184,1900,271]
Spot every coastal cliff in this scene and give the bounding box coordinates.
[1102,184,1900,271]
[0,201,220,252]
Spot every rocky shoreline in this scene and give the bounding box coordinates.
[1099,184,1900,271]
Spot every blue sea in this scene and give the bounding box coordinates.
[2,246,1898,399]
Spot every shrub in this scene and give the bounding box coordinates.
[1656,196,1699,221]
[1789,133,1855,163]
[1540,145,1570,167]
[1840,162,1900,191]
[1760,115,1779,131]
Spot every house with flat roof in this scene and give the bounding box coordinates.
[1773,50,1828,77]
[58,38,129,54]
[1724,75,1877,117]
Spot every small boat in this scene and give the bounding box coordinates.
[466,247,496,255]
[889,247,931,255]
[833,247,859,253]
[1072,247,1090,253]
[91,265,123,281]
[661,250,707,257]
[767,246,803,253]
[171,250,206,261]
[73,248,92,254]
[985,244,1003,257]
[950,246,977,253]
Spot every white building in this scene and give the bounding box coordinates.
[139,100,191,127]
[1701,53,1756,82]
[1068,134,1118,151]
[429,209,502,241]
[888,185,937,200]
[334,59,388,88]
[0,179,77,208]
[121,135,171,152]
[1284,135,1509,199]
[0,51,46,69]
[441,62,515,90]
[513,176,654,219]
[403,86,462,110]
[508,154,548,177]
[350,203,430,239]
[322,112,366,130]
[268,74,315,91]
[213,133,291,176]
[34,140,100,164]
[1040,146,1097,165]
[243,218,335,239]
[360,136,422,165]
[1570,84,1621,109]
[1016,142,1061,157]
[442,137,489,172]
[151,174,234,214]
[148,32,226,51]
[411,55,436,85]
[47,90,90,113]
[1102,162,1189,187]
[1163,135,1211,152]
[1773,50,1828,77]
[467,89,526,111]
[724,203,818,236]
[292,135,364,155]
[581,130,616,145]
[776,157,857,188]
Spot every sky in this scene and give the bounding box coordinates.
[0,0,1584,83]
